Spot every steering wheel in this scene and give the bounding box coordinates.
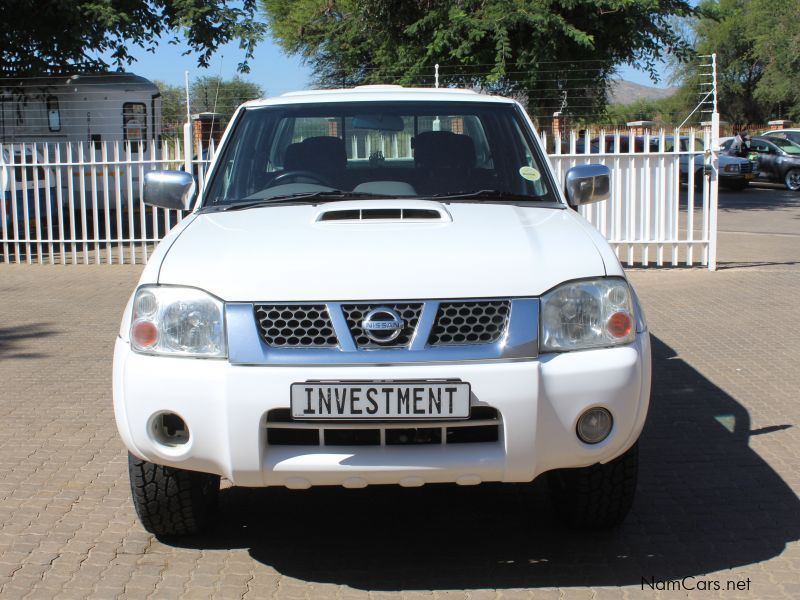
[270,170,332,188]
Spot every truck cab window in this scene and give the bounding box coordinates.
[47,96,61,132]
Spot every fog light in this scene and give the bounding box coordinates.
[576,407,613,444]
[150,412,190,446]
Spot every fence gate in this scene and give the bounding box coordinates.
[543,127,719,269]
[1,125,718,269]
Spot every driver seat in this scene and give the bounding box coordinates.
[283,136,347,186]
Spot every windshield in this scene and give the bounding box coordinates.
[203,101,556,206]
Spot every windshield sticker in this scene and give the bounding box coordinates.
[519,166,541,182]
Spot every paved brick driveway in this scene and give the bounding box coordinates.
[1,185,798,599]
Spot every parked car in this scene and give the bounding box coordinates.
[721,136,800,190]
[573,134,754,190]
[669,136,756,191]
[114,86,651,536]
[761,128,800,146]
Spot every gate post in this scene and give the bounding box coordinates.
[708,53,719,271]
[708,111,719,271]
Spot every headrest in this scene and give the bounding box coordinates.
[283,136,347,172]
[413,131,476,170]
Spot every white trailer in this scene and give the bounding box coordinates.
[1,73,165,215]
[0,72,162,147]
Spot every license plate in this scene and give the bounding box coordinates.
[290,381,471,420]
[744,173,754,180]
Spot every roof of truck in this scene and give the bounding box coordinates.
[241,85,517,108]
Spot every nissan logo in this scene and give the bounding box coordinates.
[362,307,404,343]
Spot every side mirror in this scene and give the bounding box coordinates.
[143,170,196,210]
[564,164,610,209]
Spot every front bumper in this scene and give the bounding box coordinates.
[113,333,651,488]
[720,172,755,184]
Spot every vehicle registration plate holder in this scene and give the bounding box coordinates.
[290,381,471,420]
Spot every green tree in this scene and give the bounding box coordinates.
[260,0,695,123]
[602,91,698,128]
[155,81,186,136]
[683,0,800,124]
[750,2,800,121]
[156,76,263,134]
[190,76,264,116]
[0,1,266,75]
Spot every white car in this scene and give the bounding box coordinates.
[113,86,651,536]
[761,128,800,146]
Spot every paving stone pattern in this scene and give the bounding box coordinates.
[1,185,798,599]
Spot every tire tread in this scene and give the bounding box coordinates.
[547,442,638,529]
[128,453,219,537]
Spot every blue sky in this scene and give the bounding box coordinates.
[110,39,310,95]
[118,37,672,96]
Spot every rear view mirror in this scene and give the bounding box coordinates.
[143,170,195,210]
[351,114,404,131]
[564,164,610,209]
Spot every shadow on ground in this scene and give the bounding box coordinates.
[172,335,799,590]
[679,183,800,212]
[716,260,800,270]
[0,323,58,359]
[718,184,800,211]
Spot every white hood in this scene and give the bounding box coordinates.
[157,201,607,301]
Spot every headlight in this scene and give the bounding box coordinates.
[540,278,635,352]
[723,164,740,173]
[130,286,226,357]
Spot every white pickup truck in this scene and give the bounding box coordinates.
[113,86,651,537]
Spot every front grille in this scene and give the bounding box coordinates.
[265,406,501,446]
[254,304,338,348]
[342,303,423,348]
[429,301,510,346]
[740,162,753,174]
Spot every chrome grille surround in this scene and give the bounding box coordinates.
[254,304,338,348]
[342,303,423,348]
[228,298,539,365]
[429,300,511,346]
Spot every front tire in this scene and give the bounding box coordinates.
[784,169,800,191]
[128,453,220,537]
[547,442,638,529]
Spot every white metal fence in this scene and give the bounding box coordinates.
[1,127,718,268]
[543,128,719,269]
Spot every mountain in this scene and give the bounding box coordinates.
[607,80,678,105]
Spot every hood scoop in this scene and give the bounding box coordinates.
[314,200,452,223]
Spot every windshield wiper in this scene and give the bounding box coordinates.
[204,190,399,212]
[432,189,548,202]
